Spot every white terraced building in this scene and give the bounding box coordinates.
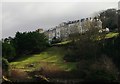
[44,17,102,42]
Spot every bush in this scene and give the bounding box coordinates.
[63,53,77,62]
[64,29,103,62]
[2,58,10,77]
[2,42,16,61]
[77,56,118,81]
[88,69,116,81]
[51,37,61,44]
[102,34,120,70]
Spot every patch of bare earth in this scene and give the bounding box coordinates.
[10,69,29,81]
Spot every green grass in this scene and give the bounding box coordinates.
[56,40,71,45]
[10,47,77,72]
[105,32,119,38]
[96,32,119,40]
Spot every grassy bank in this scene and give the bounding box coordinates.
[10,46,77,72]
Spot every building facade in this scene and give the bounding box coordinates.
[44,17,102,42]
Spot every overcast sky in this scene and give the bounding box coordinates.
[1,1,119,38]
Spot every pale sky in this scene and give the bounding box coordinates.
[1,0,119,39]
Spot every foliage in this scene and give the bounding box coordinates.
[87,56,118,81]
[99,9,118,30]
[2,31,49,61]
[77,56,118,81]
[2,40,16,61]
[88,69,116,81]
[102,34,120,70]
[12,31,49,55]
[2,58,10,77]
[64,29,104,62]
[51,37,61,44]
[63,26,120,80]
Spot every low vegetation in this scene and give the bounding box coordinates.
[63,28,120,81]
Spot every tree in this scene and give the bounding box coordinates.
[99,9,118,30]
[64,28,104,62]
[2,40,16,61]
[13,31,49,55]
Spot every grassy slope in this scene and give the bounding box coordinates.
[10,47,77,72]
[10,32,119,72]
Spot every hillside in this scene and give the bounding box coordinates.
[9,32,119,82]
[10,32,118,72]
[10,46,77,72]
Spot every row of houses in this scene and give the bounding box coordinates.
[43,17,102,42]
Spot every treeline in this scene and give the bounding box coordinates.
[2,31,49,62]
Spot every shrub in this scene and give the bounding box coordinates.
[89,56,117,81]
[102,34,120,70]
[77,56,118,81]
[2,42,16,61]
[2,58,10,77]
[88,69,116,81]
[63,48,78,62]
[64,29,103,62]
